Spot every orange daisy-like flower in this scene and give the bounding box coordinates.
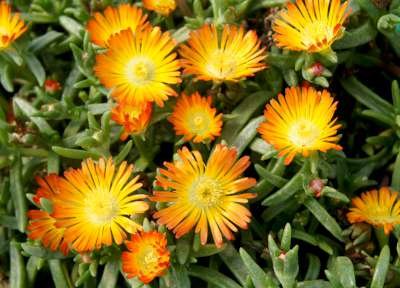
[179,24,266,82]
[52,158,149,252]
[86,4,149,48]
[273,0,349,52]
[168,92,223,143]
[151,144,256,247]
[27,175,69,255]
[111,101,153,141]
[347,187,400,234]
[94,28,181,106]
[258,86,342,165]
[143,0,176,16]
[122,231,170,284]
[0,1,27,49]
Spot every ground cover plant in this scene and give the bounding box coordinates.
[1,0,400,287]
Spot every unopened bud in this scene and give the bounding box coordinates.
[44,79,61,94]
[309,178,325,197]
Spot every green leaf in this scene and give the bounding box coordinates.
[371,245,390,288]
[392,151,400,191]
[255,164,288,188]
[239,248,278,288]
[191,244,227,258]
[49,259,73,288]
[232,116,264,155]
[59,16,83,38]
[21,243,68,259]
[0,62,14,92]
[326,257,356,288]
[219,243,248,286]
[98,260,119,288]
[333,21,377,49]
[297,280,332,288]
[10,241,27,288]
[321,187,349,203]
[114,140,133,165]
[27,31,63,53]
[188,265,242,288]
[262,162,307,206]
[304,254,321,280]
[292,230,334,255]
[303,196,344,242]
[176,235,191,265]
[10,155,27,232]
[14,98,57,137]
[23,53,46,86]
[280,223,292,252]
[52,146,101,159]
[340,76,395,117]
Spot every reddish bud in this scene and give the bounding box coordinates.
[44,79,61,93]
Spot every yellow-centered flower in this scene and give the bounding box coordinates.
[258,86,342,165]
[143,0,176,16]
[151,144,256,247]
[0,1,27,49]
[52,158,148,252]
[86,4,149,48]
[168,92,223,143]
[179,24,267,82]
[122,231,170,284]
[111,101,153,140]
[94,28,181,106]
[27,175,69,255]
[347,187,400,234]
[273,0,349,52]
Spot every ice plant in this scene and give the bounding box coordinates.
[27,175,69,255]
[122,231,170,284]
[86,4,149,48]
[168,92,223,143]
[179,24,267,82]
[273,0,349,52]
[143,0,176,16]
[151,144,256,247]
[94,28,181,106]
[258,86,342,165]
[347,187,400,235]
[52,158,149,252]
[0,1,27,49]
[111,101,153,140]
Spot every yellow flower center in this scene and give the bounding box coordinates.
[301,21,334,48]
[188,112,211,135]
[189,177,223,207]
[85,193,119,224]
[289,120,320,147]
[138,245,159,270]
[127,57,155,85]
[206,49,237,80]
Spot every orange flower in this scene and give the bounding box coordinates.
[347,187,400,235]
[258,86,342,165]
[143,0,176,16]
[122,231,170,284]
[52,158,149,252]
[273,0,349,52]
[111,102,153,140]
[0,1,27,49]
[44,79,61,93]
[151,144,256,247]
[27,175,69,255]
[168,92,222,143]
[179,24,266,82]
[86,4,149,47]
[94,28,181,106]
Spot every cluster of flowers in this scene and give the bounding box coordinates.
[3,0,400,284]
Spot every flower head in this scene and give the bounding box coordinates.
[44,79,62,93]
[179,24,266,82]
[347,187,400,234]
[168,92,223,143]
[27,175,69,255]
[86,4,149,48]
[94,28,181,106]
[52,158,149,252]
[258,86,342,165]
[122,231,170,284]
[0,1,27,49]
[151,144,256,247]
[112,101,153,140]
[273,0,349,52]
[143,0,176,16]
